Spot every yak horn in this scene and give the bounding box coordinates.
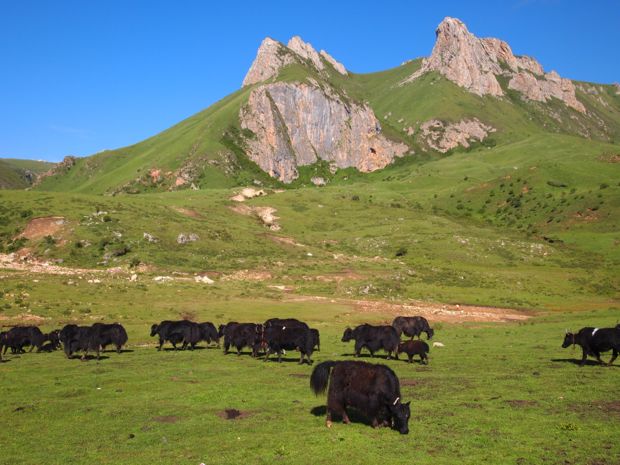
[393,397,400,406]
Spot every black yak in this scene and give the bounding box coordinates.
[562,326,620,365]
[310,360,410,434]
[392,316,434,340]
[396,340,429,364]
[341,324,399,359]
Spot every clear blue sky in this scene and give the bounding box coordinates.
[1,0,618,162]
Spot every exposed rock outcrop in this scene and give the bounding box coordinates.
[614,83,620,95]
[242,36,347,87]
[242,38,295,87]
[239,82,408,182]
[403,17,585,112]
[320,50,347,75]
[508,70,585,112]
[33,156,75,186]
[420,118,496,153]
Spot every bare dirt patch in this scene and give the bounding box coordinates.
[0,253,110,276]
[172,207,202,218]
[152,415,180,424]
[264,234,306,248]
[217,409,251,420]
[505,400,538,408]
[18,216,66,240]
[221,270,272,282]
[0,313,49,324]
[285,295,530,323]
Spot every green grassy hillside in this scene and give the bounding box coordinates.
[0,158,55,189]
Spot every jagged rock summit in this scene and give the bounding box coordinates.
[240,35,406,183]
[242,35,347,87]
[404,17,585,112]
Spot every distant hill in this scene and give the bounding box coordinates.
[0,158,56,189]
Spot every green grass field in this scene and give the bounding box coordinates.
[0,274,618,465]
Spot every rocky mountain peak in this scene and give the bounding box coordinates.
[287,36,324,71]
[242,37,294,87]
[404,17,585,112]
[242,35,347,87]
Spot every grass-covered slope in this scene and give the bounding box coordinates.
[35,88,279,195]
[0,158,54,189]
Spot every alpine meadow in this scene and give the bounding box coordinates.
[0,14,619,465]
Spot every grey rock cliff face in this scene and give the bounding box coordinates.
[404,17,585,112]
[240,82,408,182]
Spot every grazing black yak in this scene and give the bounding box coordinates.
[310,328,320,351]
[562,326,620,365]
[392,316,434,340]
[310,360,410,434]
[59,323,128,360]
[59,324,99,360]
[150,320,200,351]
[261,325,315,364]
[264,318,309,330]
[90,323,129,353]
[221,323,262,356]
[341,324,399,359]
[396,340,429,364]
[198,322,219,347]
[2,326,45,353]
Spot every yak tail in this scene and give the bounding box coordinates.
[310,361,337,395]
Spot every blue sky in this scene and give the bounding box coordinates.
[1,0,618,162]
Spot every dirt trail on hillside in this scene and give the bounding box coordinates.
[285,295,530,323]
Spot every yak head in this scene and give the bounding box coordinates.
[389,398,411,435]
[341,328,354,342]
[150,324,160,337]
[426,328,435,340]
[562,330,575,348]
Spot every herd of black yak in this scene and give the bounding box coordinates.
[1,316,619,434]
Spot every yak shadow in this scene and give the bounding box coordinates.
[310,405,373,426]
[551,358,619,367]
[68,354,110,361]
[341,353,395,360]
[101,349,134,354]
[0,358,11,364]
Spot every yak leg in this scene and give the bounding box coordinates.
[579,348,588,366]
[327,398,350,426]
[608,349,618,365]
[354,341,364,357]
[264,348,271,362]
[593,351,604,365]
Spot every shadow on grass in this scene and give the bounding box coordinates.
[69,355,110,361]
[550,358,619,367]
[102,349,134,354]
[310,405,373,426]
[341,353,397,360]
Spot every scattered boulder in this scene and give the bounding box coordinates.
[143,232,159,243]
[311,177,326,186]
[194,275,214,284]
[176,233,199,244]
